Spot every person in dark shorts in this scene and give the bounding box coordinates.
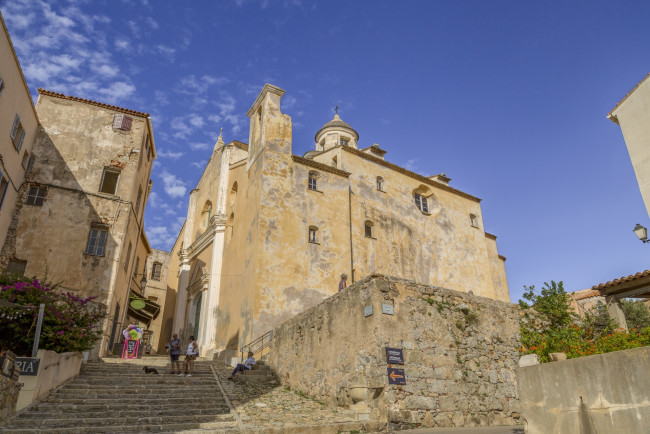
[228,351,255,379]
[167,333,182,374]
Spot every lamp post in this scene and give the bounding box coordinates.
[133,273,147,295]
[633,224,650,243]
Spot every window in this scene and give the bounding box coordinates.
[308,226,318,244]
[470,214,479,228]
[6,259,27,275]
[0,172,8,210]
[308,172,318,191]
[134,257,140,279]
[85,226,108,256]
[135,187,143,216]
[144,135,151,160]
[340,138,349,147]
[26,155,35,173]
[226,212,234,243]
[364,220,374,238]
[112,114,132,131]
[124,242,132,271]
[151,262,162,281]
[229,182,238,207]
[414,193,429,213]
[25,186,47,206]
[376,176,385,192]
[10,114,25,152]
[0,74,4,98]
[21,151,30,169]
[99,168,120,195]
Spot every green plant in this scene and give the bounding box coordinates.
[456,355,462,364]
[466,312,479,326]
[518,280,650,362]
[621,299,650,329]
[424,297,434,305]
[0,274,106,355]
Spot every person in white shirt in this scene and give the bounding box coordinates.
[179,336,198,377]
[228,351,255,379]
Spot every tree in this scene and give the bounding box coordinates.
[621,299,650,330]
[519,280,576,328]
[0,274,106,356]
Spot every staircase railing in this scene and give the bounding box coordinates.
[240,329,273,362]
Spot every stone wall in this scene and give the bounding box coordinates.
[519,346,650,434]
[268,275,521,429]
[0,352,22,422]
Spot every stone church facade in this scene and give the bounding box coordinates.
[170,84,509,357]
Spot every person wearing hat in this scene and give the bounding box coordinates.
[338,274,348,291]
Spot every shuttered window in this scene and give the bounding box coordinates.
[113,114,132,131]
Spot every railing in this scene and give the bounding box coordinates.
[240,329,273,362]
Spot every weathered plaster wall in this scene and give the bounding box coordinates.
[610,74,650,219]
[268,275,521,429]
[519,346,650,434]
[0,14,39,251]
[0,352,22,422]
[144,248,172,353]
[2,93,155,357]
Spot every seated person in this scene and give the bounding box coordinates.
[228,351,255,379]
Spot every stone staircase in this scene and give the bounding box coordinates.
[231,360,277,384]
[2,361,239,433]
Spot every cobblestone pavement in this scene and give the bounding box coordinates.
[211,362,387,433]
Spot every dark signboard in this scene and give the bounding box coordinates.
[127,340,136,354]
[387,367,406,385]
[385,347,404,365]
[15,357,40,376]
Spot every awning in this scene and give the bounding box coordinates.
[127,290,161,325]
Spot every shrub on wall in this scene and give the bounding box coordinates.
[0,274,106,356]
[518,281,650,362]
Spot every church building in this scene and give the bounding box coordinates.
[169,84,509,357]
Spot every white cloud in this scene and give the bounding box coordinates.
[97,81,136,103]
[190,143,210,151]
[159,169,187,198]
[146,17,159,29]
[157,149,184,160]
[208,114,221,123]
[91,64,119,77]
[114,38,130,51]
[189,116,205,128]
[191,160,208,169]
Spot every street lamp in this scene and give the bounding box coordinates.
[133,273,147,291]
[633,224,649,243]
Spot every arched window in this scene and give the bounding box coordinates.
[229,182,238,207]
[364,220,374,238]
[201,201,213,229]
[376,176,385,192]
[227,212,235,243]
[412,185,433,214]
[470,213,479,228]
[308,226,318,243]
[308,171,319,191]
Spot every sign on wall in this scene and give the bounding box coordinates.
[15,357,40,376]
[385,347,404,365]
[387,367,406,385]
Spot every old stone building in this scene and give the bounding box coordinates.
[169,84,509,358]
[0,13,38,253]
[141,248,174,353]
[0,88,158,358]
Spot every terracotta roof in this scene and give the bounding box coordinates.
[291,155,351,178]
[591,269,650,291]
[38,88,150,118]
[572,289,601,301]
[607,72,650,123]
[340,146,481,203]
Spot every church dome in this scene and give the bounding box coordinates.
[314,114,359,144]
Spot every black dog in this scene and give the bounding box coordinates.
[143,366,159,375]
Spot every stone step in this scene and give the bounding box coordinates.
[61,381,218,389]
[7,414,237,428]
[19,409,234,420]
[31,402,230,413]
[45,396,227,405]
[68,379,218,386]
[1,420,239,433]
[48,392,224,400]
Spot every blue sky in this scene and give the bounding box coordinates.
[2,0,650,303]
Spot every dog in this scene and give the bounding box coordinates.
[143,366,159,375]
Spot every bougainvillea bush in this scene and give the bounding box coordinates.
[0,274,106,356]
[518,280,650,363]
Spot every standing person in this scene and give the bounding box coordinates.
[167,333,182,375]
[228,351,255,379]
[180,336,198,377]
[338,274,348,291]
